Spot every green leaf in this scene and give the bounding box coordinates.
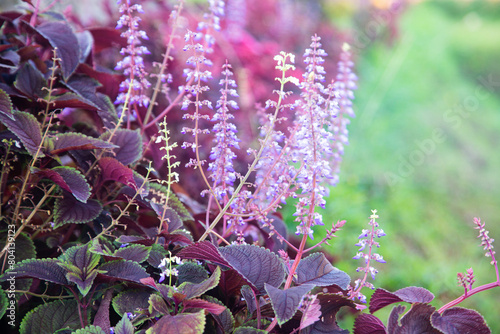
[58,244,101,297]
[34,22,80,80]
[0,110,44,157]
[70,325,107,334]
[113,244,151,263]
[0,232,36,265]
[35,166,91,203]
[0,288,8,320]
[233,327,267,334]
[0,258,68,285]
[98,260,149,284]
[45,132,117,156]
[114,313,135,334]
[0,88,14,120]
[20,299,81,334]
[100,129,143,166]
[264,283,314,326]
[54,194,102,226]
[112,290,152,316]
[178,266,221,299]
[145,310,205,334]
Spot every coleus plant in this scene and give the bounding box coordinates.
[0,0,497,333]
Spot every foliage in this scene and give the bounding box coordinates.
[0,0,498,333]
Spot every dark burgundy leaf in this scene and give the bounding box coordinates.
[0,88,14,120]
[0,258,68,285]
[77,30,93,63]
[0,110,43,157]
[100,129,143,165]
[265,283,314,325]
[112,244,150,263]
[93,289,113,334]
[389,303,442,334]
[353,314,387,334]
[112,290,152,316]
[305,294,356,334]
[295,252,350,289]
[179,266,221,299]
[146,310,206,334]
[35,166,90,202]
[177,241,231,267]
[34,21,80,79]
[54,193,102,226]
[241,285,257,315]
[88,27,127,53]
[13,61,46,99]
[219,244,286,294]
[183,298,226,315]
[98,260,149,283]
[203,296,235,333]
[176,262,208,285]
[98,157,137,189]
[431,307,490,334]
[46,132,116,156]
[369,289,405,314]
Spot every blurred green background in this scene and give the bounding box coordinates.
[284,0,500,330]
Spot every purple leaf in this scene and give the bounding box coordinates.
[388,303,441,334]
[93,289,113,334]
[146,310,206,334]
[112,290,152,316]
[431,307,490,334]
[0,49,20,71]
[387,305,406,333]
[295,252,350,289]
[265,283,314,325]
[54,192,102,226]
[13,61,46,99]
[369,287,434,314]
[177,241,231,267]
[151,206,183,232]
[46,132,117,156]
[219,244,286,294]
[98,157,137,189]
[0,88,15,120]
[0,258,68,285]
[19,299,81,334]
[300,295,322,330]
[100,129,143,166]
[149,294,170,315]
[98,260,149,284]
[77,30,93,63]
[179,266,221,299]
[114,313,135,334]
[112,244,150,263]
[306,294,356,334]
[34,21,80,79]
[0,110,43,157]
[241,285,257,315]
[35,166,90,202]
[353,314,387,334]
[176,262,209,285]
[203,296,235,333]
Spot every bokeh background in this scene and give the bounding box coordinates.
[2,0,499,331]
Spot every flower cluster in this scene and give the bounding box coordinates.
[207,62,240,201]
[158,254,183,284]
[457,267,475,293]
[474,217,496,265]
[115,0,151,108]
[350,210,386,303]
